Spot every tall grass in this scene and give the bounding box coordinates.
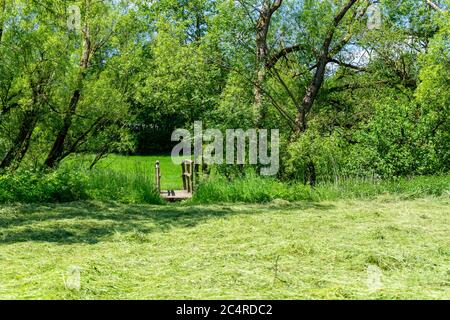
[1,154,448,205]
[64,153,183,190]
[0,166,163,204]
[85,168,163,204]
[192,172,450,204]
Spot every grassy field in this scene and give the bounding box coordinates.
[1,155,449,299]
[61,155,449,204]
[72,154,184,190]
[0,196,448,299]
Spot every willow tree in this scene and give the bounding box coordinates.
[0,1,69,170]
[44,0,145,168]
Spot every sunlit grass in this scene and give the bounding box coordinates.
[0,196,448,299]
[1,155,447,205]
[64,154,184,190]
[192,172,450,204]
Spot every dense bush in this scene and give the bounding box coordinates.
[84,168,163,204]
[0,170,87,203]
[283,96,449,182]
[0,168,163,205]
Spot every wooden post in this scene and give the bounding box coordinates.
[181,161,186,191]
[188,160,194,193]
[194,163,199,184]
[181,160,194,193]
[155,161,161,193]
[193,162,208,188]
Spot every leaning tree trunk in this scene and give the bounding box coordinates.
[254,0,283,127]
[44,25,91,168]
[0,0,6,43]
[303,160,316,187]
[0,110,39,170]
[43,88,82,168]
[294,0,358,133]
[254,17,268,126]
[294,54,329,132]
[293,0,359,185]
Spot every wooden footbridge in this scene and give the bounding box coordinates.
[155,160,196,201]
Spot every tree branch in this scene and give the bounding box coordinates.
[270,0,283,14]
[426,0,444,12]
[266,44,304,69]
[328,58,367,71]
[269,67,301,111]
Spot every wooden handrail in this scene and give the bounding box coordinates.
[155,161,161,193]
[181,160,194,193]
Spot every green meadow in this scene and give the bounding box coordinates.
[85,154,184,190]
[1,0,449,302]
[0,155,449,299]
[0,196,448,299]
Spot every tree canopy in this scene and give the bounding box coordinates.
[0,0,448,183]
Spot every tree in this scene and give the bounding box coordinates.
[44,0,103,168]
[253,0,283,126]
[0,0,6,42]
[0,1,68,170]
[44,0,144,168]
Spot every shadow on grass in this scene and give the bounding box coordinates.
[0,201,334,244]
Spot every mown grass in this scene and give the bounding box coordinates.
[0,196,448,299]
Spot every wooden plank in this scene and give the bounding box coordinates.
[160,190,193,201]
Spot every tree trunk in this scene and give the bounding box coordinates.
[294,0,358,133]
[0,0,5,42]
[44,24,91,168]
[90,149,108,170]
[0,110,38,170]
[295,53,328,132]
[254,7,269,126]
[306,160,316,187]
[43,88,82,168]
[254,0,283,127]
[254,68,266,126]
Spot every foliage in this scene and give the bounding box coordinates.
[0,0,449,191]
[0,169,88,203]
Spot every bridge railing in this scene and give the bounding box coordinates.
[181,160,194,193]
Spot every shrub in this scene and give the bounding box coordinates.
[0,167,163,205]
[0,169,87,203]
